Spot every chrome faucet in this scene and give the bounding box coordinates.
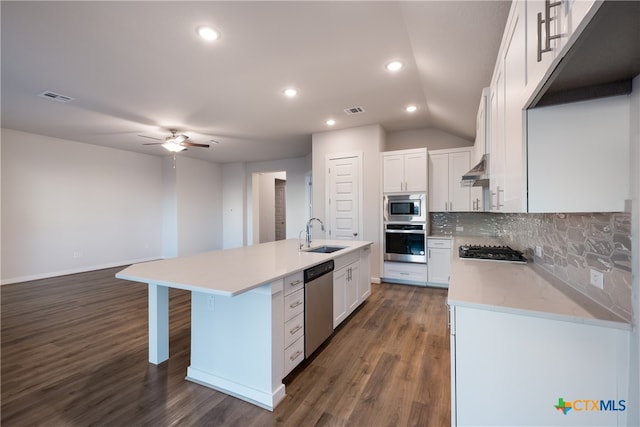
[305,218,325,248]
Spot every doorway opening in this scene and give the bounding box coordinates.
[252,171,286,243]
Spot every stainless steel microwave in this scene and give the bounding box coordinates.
[384,193,426,222]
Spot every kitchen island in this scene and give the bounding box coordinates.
[116,239,372,410]
[447,237,631,427]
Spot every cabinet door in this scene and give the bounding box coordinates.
[382,154,404,193]
[427,248,451,285]
[428,153,450,212]
[333,266,348,328]
[502,0,526,213]
[359,246,371,302]
[403,151,427,192]
[454,306,629,426]
[489,65,505,212]
[448,151,471,212]
[346,264,359,314]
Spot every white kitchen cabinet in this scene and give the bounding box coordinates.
[427,238,451,286]
[449,304,630,426]
[283,271,304,376]
[333,251,360,328]
[489,0,527,213]
[471,88,489,211]
[382,261,427,285]
[528,95,631,212]
[382,148,427,193]
[358,245,371,302]
[429,148,471,212]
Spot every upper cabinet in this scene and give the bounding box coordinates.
[429,148,471,212]
[482,0,632,213]
[382,148,427,193]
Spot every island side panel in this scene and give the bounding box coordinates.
[148,284,169,364]
[187,280,285,411]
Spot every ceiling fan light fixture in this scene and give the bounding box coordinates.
[162,142,187,153]
[166,134,188,144]
[197,26,220,42]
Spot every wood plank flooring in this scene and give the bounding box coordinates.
[1,267,450,426]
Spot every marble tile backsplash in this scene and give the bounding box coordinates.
[430,212,633,322]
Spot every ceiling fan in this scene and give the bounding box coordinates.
[139,129,210,152]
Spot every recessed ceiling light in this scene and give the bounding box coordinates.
[283,88,298,98]
[386,60,404,72]
[326,119,336,126]
[197,26,220,42]
[405,105,418,113]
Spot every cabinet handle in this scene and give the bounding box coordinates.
[496,186,504,209]
[537,0,562,62]
[449,201,453,211]
[289,279,302,287]
[289,325,302,335]
[289,350,303,361]
[289,300,302,309]
[444,202,448,211]
[429,249,432,259]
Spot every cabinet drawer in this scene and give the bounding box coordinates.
[284,288,304,321]
[383,261,427,282]
[334,251,359,270]
[284,312,304,348]
[284,271,304,296]
[428,238,452,249]
[284,336,305,376]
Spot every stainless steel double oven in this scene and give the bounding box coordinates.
[383,193,427,263]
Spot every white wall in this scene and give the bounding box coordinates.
[385,127,473,152]
[175,156,223,256]
[312,124,384,280]
[1,128,164,283]
[222,162,246,249]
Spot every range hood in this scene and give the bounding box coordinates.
[461,154,489,187]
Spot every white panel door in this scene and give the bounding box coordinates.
[327,155,361,240]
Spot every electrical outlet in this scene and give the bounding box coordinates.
[456,226,464,232]
[534,246,542,257]
[590,268,604,289]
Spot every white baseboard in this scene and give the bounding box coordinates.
[0,257,163,285]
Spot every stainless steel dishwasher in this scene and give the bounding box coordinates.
[304,260,334,357]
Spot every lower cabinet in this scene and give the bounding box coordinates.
[449,304,630,427]
[333,247,371,329]
[427,238,451,286]
[283,271,304,376]
[383,261,427,285]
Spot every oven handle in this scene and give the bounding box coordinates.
[385,229,426,234]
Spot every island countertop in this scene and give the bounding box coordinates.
[447,237,630,330]
[116,239,372,296]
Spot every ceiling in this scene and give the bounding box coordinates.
[1,1,510,164]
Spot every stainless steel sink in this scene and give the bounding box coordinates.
[304,245,345,254]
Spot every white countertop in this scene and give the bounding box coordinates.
[446,237,630,329]
[116,239,372,297]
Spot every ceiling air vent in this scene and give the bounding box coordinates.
[37,91,75,103]
[343,106,365,115]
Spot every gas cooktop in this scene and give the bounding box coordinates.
[458,244,527,264]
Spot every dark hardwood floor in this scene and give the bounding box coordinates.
[1,267,450,426]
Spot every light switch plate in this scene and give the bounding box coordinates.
[590,268,604,289]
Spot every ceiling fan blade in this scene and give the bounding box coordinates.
[142,142,163,146]
[182,142,210,148]
[138,134,163,141]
